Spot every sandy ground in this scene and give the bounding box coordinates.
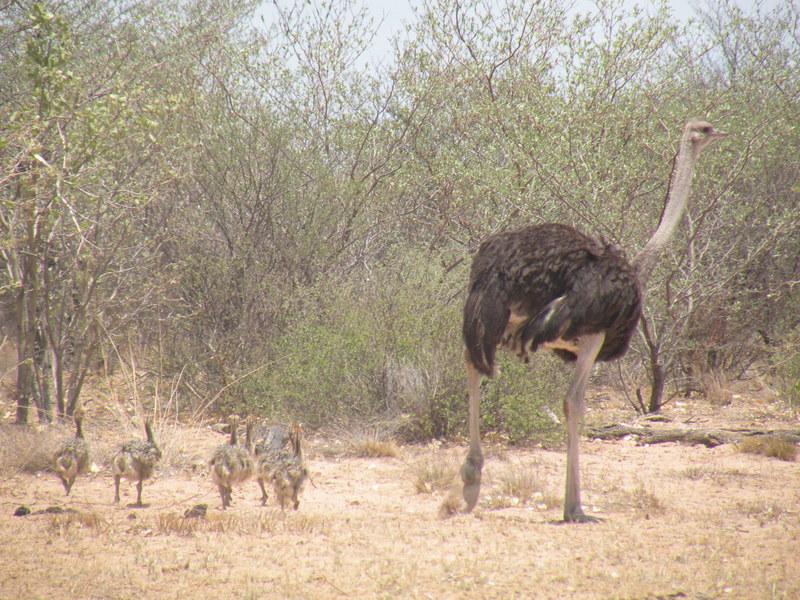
[1,396,798,600]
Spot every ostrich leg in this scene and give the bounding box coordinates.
[461,362,484,512]
[563,331,605,523]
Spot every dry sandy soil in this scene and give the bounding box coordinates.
[1,395,798,600]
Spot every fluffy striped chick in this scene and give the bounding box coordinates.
[53,410,91,496]
[253,423,290,506]
[209,416,255,510]
[112,419,162,506]
[270,422,308,511]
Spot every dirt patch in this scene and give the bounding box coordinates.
[1,397,798,599]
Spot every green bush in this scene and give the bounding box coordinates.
[480,353,571,445]
[774,325,800,415]
[219,246,574,443]
[237,249,466,433]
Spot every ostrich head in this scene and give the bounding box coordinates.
[632,119,729,286]
[685,119,729,152]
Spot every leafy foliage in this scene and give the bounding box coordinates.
[1,0,798,437]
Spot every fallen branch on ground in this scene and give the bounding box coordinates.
[587,423,800,448]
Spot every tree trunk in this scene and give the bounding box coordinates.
[15,361,34,425]
[15,279,37,425]
[640,316,666,413]
[14,196,39,425]
[648,362,665,413]
[33,326,53,423]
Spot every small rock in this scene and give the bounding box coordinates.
[184,504,208,519]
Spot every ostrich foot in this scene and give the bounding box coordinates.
[563,509,602,524]
[460,447,484,513]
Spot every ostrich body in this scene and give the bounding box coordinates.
[209,416,255,510]
[112,419,162,506]
[459,120,728,522]
[53,411,91,496]
[269,423,308,511]
[253,423,291,506]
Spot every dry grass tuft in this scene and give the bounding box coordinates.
[630,481,665,516]
[151,510,329,536]
[345,430,401,459]
[408,451,459,494]
[47,510,109,535]
[483,460,555,510]
[736,501,789,525]
[678,465,750,486]
[700,371,733,406]
[0,424,59,474]
[736,435,798,462]
[155,512,206,536]
[438,492,463,519]
[497,462,546,502]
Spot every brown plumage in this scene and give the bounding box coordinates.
[463,224,642,376]
[209,416,255,510]
[253,423,291,506]
[112,419,162,506]
[458,120,728,522]
[53,411,91,496]
[269,423,308,511]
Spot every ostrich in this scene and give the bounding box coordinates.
[253,423,291,506]
[209,415,255,510]
[269,422,308,511]
[112,419,162,506]
[459,120,728,522]
[53,409,91,496]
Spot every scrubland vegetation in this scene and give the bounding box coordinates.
[1,0,799,439]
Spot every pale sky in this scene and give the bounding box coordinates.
[260,0,780,68]
[358,0,778,66]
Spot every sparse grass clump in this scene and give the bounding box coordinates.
[408,451,459,494]
[484,460,555,510]
[736,435,798,462]
[0,424,59,474]
[345,430,400,459]
[630,481,665,515]
[678,465,749,486]
[680,466,707,481]
[47,510,109,535]
[153,510,328,536]
[438,492,463,518]
[736,501,788,525]
[498,463,544,502]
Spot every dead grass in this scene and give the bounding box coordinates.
[1,396,800,600]
[736,435,798,462]
[699,370,734,406]
[152,509,329,536]
[677,464,752,486]
[736,500,791,525]
[483,459,557,510]
[0,424,58,474]
[629,480,665,516]
[407,449,459,494]
[46,509,110,535]
[438,492,463,518]
[343,429,401,459]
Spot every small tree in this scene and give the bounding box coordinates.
[1,2,182,420]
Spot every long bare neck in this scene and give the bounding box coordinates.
[290,424,303,458]
[229,421,239,446]
[632,133,701,288]
[144,420,158,450]
[245,423,254,453]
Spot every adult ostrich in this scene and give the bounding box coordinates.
[459,120,728,522]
